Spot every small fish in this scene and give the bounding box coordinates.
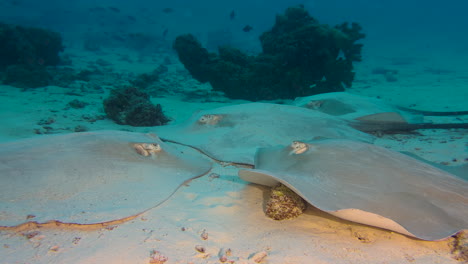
[163,28,168,37]
[229,10,236,20]
[243,25,253,32]
[108,6,121,13]
[127,15,136,22]
[162,8,174,14]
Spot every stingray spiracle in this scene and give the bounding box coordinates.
[290,141,309,155]
[306,100,324,110]
[198,114,222,125]
[133,143,162,157]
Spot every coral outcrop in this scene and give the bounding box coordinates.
[0,23,64,88]
[103,87,170,127]
[265,183,307,220]
[173,6,364,101]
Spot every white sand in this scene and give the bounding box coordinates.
[0,46,467,263]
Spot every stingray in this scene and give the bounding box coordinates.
[293,92,418,122]
[239,138,468,241]
[0,131,211,227]
[293,92,468,133]
[154,102,374,165]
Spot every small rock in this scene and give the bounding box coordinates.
[195,245,205,253]
[149,250,168,264]
[67,99,88,109]
[200,229,208,240]
[250,251,267,263]
[74,125,88,132]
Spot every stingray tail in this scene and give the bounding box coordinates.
[350,121,468,134]
[397,106,468,116]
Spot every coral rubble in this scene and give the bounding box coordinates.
[450,231,468,262]
[265,183,307,220]
[103,87,170,127]
[173,6,364,101]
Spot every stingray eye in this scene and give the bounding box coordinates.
[134,143,162,156]
[290,141,308,155]
[198,114,211,124]
[143,143,161,152]
[133,143,149,156]
[306,100,323,110]
[197,114,222,125]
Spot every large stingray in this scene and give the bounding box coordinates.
[293,92,418,122]
[154,103,374,164]
[294,92,468,133]
[0,131,211,227]
[239,138,468,241]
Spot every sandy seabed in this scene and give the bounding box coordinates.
[0,46,467,263]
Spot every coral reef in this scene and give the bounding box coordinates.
[173,6,364,100]
[130,65,168,89]
[0,22,64,88]
[265,183,307,220]
[0,23,64,69]
[103,87,170,127]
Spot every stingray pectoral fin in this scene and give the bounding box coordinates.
[239,169,279,187]
[355,112,408,123]
[330,209,416,238]
[355,192,467,241]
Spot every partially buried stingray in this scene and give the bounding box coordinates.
[0,131,211,227]
[239,138,468,241]
[294,92,468,133]
[154,102,374,165]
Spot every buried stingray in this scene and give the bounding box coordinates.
[239,139,468,241]
[154,102,467,165]
[0,131,211,227]
[294,92,468,133]
[154,102,374,165]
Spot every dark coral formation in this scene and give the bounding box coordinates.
[265,183,307,220]
[173,6,364,101]
[450,231,468,262]
[0,23,64,88]
[3,64,51,88]
[103,87,170,127]
[130,65,168,89]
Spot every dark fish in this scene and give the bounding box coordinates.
[243,25,253,32]
[162,8,174,13]
[108,6,121,13]
[127,15,136,22]
[229,10,236,20]
[163,28,169,37]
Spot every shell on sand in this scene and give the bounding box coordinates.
[0,131,211,227]
[239,138,468,241]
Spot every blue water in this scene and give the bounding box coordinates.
[1,0,468,108]
[1,0,467,55]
